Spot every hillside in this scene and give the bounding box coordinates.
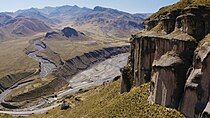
[28,80,183,118]
[0,13,12,24]
[44,27,88,40]
[0,16,51,40]
[147,0,210,22]
[15,8,59,25]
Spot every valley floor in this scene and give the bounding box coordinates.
[27,80,184,118]
[0,52,184,118]
[0,53,129,116]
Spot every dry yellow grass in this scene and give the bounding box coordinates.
[148,0,210,21]
[0,37,127,78]
[44,40,128,60]
[27,80,183,118]
[4,75,56,101]
[0,39,38,78]
[0,114,12,118]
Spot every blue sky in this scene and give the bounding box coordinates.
[0,0,179,13]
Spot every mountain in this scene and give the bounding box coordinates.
[0,13,12,24]
[2,17,51,37]
[46,5,92,21]
[15,8,60,25]
[45,27,87,40]
[0,5,150,41]
[76,6,145,29]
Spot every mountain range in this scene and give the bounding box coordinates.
[0,5,150,41]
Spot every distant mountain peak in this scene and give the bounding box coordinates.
[0,5,149,41]
[93,6,108,11]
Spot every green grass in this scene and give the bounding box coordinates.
[28,80,184,118]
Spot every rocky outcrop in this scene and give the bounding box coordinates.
[6,76,68,102]
[179,39,210,118]
[55,45,130,80]
[201,100,210,118]
[61,27,79,37]
[120,58,133,93]
[0,70,37,94]
[122,4,210,118]
[44,27,85,40]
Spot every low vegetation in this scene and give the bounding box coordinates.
[28,80,183,118]
[0,39,38,78]
[4,74,55,102]
[148,0,210,21]
[0,114,12,118]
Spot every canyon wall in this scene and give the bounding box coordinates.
[3,42,130,102]
[122,5,210,118]
[25,39,130,79]
[0,70,37,94]
[52,45,130,80]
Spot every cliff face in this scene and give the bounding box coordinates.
[55,45,130,80]
[180,36,210,117]
[121,4,210,118]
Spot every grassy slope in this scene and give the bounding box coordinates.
[0,39,38,78]
[28,80,183,118]
[45,40,128,60]
[4,75,55,101]
[148,0,210,21]
[0,114,12,118]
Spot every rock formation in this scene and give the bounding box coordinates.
[121,2,210,118]
[45,27,85,40]
[55,45,130,80]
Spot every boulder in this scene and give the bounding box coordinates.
[60,101,70,110]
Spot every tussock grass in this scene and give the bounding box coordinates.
[28,80,183,118]
[149,0,210,21]
[0,114,12,118]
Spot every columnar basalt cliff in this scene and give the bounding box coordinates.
[121,2,210,118]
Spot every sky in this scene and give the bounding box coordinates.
[0,0,179,13]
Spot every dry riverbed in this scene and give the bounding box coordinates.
[0,53,129,116]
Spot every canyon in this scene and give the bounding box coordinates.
[0,38,130,116]
[3,0,210,117]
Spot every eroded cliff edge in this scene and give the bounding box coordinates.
[121,4,210,118]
